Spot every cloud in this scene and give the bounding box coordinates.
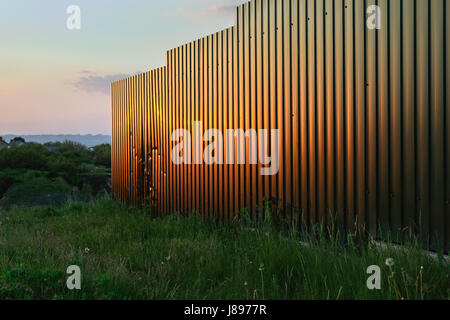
[210,4,237,15]
[173,5,234,17]
[72,72,132,94]
[167,0,247,19]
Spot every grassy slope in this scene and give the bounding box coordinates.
[0,198,448,300]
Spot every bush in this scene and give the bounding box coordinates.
[92,144,111,167]
[81,168,109,195]
[59,141,86,153]
[0,173,14,199]
[45,141,91,167]
[0,177,72,209]
[10,137,25,144]
[46,156,79,183]
[0,143,49,170]
[0,141,111,204]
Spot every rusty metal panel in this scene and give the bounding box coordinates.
[334,0,345,229]
[238,5,245,212]
[316,0,326,225]
[226,27,234,219]
[184,44,189,214]
[275,0,283,216]
[299,0,308,224]
[222,30,229,220]
[446,0,450,252]
[417,0,430,244]
[200,38,206,216]
[377,0,389,233]
[283,0,292,217]
[366,0,377,235]
[344,0,355,231]
[244,2,251,213]
[307,0,317,225]
[256,0,264,216]
[111,0,448,251]
[192,41,197,215]
[290,0,299,221]
[354,0,366,230]
[324,0,335,227]
[187,43,192,214]
[261,0,271,204]
[163,66,168,215]
[402,0,415,236]
[176,46,181,212]
[213,32,219,217]
[250,0,258,217]
[390,0,402,237]
[430,0,445,248]
[207,34,214,217]
[268,0,277,208]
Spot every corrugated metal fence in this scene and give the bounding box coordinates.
[112,0,449,251]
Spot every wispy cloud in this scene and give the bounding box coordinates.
[166,0,247,19]
[210,4,240,15]
[73,72,133,94]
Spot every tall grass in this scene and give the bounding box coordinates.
[0,198,448,300]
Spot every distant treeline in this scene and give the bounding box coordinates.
[0,140,111,209]
[1,135,111,148]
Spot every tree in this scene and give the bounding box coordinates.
[11,137,25,144]
[9,137,26,146]
[0,143,48,170]
[92,144,111,167]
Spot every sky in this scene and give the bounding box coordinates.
[0,0,246,135]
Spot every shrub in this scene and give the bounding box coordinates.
[10,137,25,144]
[92,144,111,167]
[0,173,14,199]
[59,141,86,153]
[0,177,72,209]
[0,143,49,170]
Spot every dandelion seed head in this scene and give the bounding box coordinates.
[385,258,394,267]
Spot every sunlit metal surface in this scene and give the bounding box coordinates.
[112,0,449,252]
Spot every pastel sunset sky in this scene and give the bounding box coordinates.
[0,0,245,135]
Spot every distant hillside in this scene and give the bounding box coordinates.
[1,135,111,148]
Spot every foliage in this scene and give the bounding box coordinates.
[0,143,49,170]
[0,177,72,209]
[0,141,111,206]
[0,173,14,199]
[10,137,25,144]
[91,144,111,167]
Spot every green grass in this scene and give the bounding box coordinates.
[0,198,448,300]
[0,177,72,209]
